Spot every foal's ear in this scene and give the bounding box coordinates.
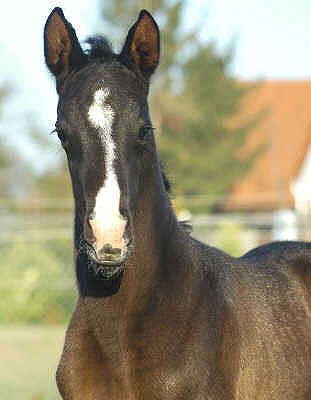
[120,10,160,80]
[44,7,87,91]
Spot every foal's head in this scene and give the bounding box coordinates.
[44,8,163,279]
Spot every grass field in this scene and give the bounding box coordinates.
[0,325,66,400]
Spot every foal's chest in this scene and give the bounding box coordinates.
[90,317,209,400]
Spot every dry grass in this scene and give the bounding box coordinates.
[0,325,66,400]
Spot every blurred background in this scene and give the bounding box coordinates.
[2,0,311,398]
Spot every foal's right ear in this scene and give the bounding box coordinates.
[120,10,160,81]
[44,7,87,91]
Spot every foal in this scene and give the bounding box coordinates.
[44,7,311,400]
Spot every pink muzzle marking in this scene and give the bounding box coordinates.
[90,217,127,254]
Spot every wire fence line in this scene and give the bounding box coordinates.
[1,199,311,243]
[0,279,75,290]
[2,198,311,325]
[0,191,305,210]
[2,198,311,293]
[0,229,73,242]
[0,214,295,242]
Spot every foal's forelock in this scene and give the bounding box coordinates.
[87,87,127,254]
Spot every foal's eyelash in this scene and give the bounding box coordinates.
[50,126,156,133]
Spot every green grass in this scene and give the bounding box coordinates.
[0,325,66,400]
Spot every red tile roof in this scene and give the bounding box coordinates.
[228,80,311,211]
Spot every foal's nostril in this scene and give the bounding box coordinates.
[99,244,122,258]
[119,207,129,221]
[88,212,96,221]
[84,228,96,246]
[103,243,113,253]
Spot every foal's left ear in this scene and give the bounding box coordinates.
[44,7,87,91]
[120,10,160,80]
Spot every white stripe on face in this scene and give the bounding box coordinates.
[88,87,126,251]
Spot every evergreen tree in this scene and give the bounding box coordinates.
[0,85,35,200]
[100,0,190,84]
[0,85,11,170]
[99,0,262,212]
[159,46,265,211]
[34,159,72,201]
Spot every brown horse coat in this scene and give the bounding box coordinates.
[44,8,311,400]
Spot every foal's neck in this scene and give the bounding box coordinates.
[75,163,185,303]
[119,176,182,304]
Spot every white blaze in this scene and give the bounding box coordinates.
[88,87,125,250]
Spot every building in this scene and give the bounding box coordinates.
[229,80,311,213]
[228,81,311,240]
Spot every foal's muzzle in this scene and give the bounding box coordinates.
[84,211,130,255]
[86,240,130,266]
[81,217,132,279]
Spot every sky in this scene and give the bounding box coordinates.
[1,0,311,173]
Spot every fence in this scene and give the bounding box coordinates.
[2,198,311,323]
[2,197,311,251]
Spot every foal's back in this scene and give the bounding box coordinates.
[210,240,311,399]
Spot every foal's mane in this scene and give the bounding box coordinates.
[85,36,116,61]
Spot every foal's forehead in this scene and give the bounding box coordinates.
[60,63,146,112]
[57,63,150,135]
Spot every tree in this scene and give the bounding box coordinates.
[99,1,263,212]
[99,0,262,212]
[25,119,73,207]
[100,0,190,84]
[0,85,36,200]
[158,46,265,211]
[0,85,12,171]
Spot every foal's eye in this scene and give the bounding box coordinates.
[138,126,153,142]
[56,130,69,146]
